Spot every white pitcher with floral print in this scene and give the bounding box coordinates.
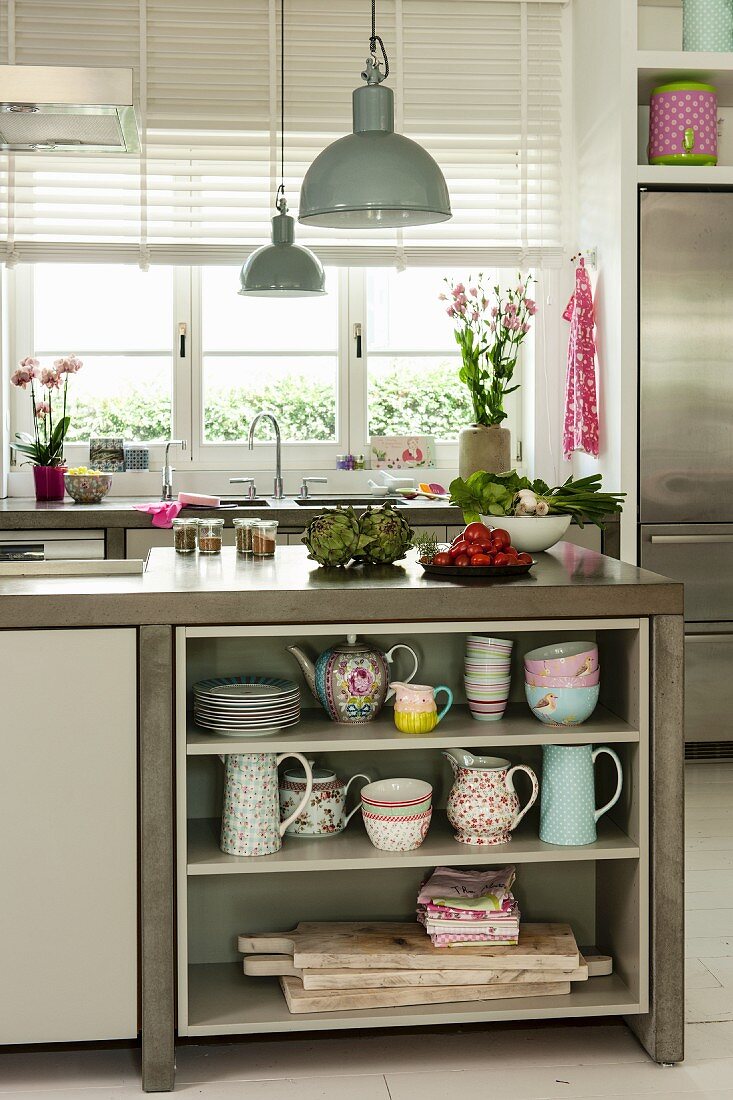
[444,749,539,846]
[220,752,313,857]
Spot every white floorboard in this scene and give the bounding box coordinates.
[5,762,733,1097]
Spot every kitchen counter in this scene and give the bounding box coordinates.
[0,543,681,629]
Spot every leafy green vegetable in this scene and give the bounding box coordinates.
[449,470,625,528]
[449,472,514,522]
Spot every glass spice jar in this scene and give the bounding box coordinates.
[252,519,278,557]
[172,517,198,554]
[197,517,224,554]
[233,516,257,555]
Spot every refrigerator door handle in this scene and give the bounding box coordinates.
[650,534,733,544]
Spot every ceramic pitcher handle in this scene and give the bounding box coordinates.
[383,644,419,701]
[434,686,453,724]
[592,747,623,823]
[506,764,539,831]
[342,774,372,826]
[277,752,313,837]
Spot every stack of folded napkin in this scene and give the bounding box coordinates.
[417,866,519,947]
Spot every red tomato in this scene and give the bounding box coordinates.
[492,551,510,567]
[492,528,511,550]
[470,553,493,566]
[463,521,493,543]
[454,554,471,567]
[449,540,468,560]
[516,552,533,565]
[467,543,489,558]
[432,551,452,566]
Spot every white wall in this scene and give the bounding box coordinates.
[572,0,638,563]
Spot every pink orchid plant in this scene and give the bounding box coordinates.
[440,275,536,427]
[11,355,83,467]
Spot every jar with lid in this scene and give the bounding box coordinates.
[252,519,278,557]
[233,516,257,555]
[172,517,198,554]
[197,517,224,554]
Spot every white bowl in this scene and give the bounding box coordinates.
[481,514,572,553]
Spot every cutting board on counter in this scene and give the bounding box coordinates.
[244,953,591,987]
[278,974,572,1013]
[238,921,580,972]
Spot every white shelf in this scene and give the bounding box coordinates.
[183,964,641,1036]
[638,163,733,184]
[187,814,640,876]
[638,49,733,105]
[185,703,639,755]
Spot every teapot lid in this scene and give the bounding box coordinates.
[282,762,336,782]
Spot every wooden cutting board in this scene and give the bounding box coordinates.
[238,921,580,971]
[279,974,572,1013]
[244,953,591,988]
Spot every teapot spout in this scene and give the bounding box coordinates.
[287,645,318,702]
[443,748,476,774]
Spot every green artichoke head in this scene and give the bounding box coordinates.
[301,506,374,568]
[356,503,415,565]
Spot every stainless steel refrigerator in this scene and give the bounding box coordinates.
[640,190,733,747]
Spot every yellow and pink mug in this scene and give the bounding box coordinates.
[391,681,453,735]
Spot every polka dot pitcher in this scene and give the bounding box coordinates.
[539,745,623,847]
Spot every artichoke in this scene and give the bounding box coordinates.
[301,506,373,567]
[356,503,415,565]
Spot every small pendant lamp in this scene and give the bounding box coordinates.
[298,1,451,229]
[239,0,325,296]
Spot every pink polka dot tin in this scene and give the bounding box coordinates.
[648,82,718,166]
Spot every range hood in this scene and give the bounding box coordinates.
[0,65,139,153]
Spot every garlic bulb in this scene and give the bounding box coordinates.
[535,500,549,517]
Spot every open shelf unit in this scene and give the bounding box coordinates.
[176,619,649,1038]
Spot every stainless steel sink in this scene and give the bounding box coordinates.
[220,499,270,507]
[294,497,407,507]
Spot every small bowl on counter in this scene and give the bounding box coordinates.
[64,469,113,504]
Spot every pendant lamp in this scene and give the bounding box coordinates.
[239,0,325,296]
[298,1,451,229]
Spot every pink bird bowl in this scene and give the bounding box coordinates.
[523,641,598,678]
[524,669,600,689]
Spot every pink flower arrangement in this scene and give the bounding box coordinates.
[10,354,83,467]
[442,273,536,427]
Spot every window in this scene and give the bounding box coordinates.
[8,262,527,476]
[22,264,175,443]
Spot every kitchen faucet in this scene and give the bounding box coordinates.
[248,412,283,499]
[161,439,187,501]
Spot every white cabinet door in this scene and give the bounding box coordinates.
[0,629,138,1043]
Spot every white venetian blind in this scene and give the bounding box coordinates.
[0,0,565,267]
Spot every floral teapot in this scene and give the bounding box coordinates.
[444,748,539,846]
[288,635,419,724]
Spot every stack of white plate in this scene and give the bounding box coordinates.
[192,676,301,735]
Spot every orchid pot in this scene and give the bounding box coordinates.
[33,465,67,501]
[10,354,84,502]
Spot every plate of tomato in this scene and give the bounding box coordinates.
[419,522,535,578]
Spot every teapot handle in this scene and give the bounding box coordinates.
[342,773,372,826]
[277,752,313,836]
[506,764,539,832]
[383,643,419,701]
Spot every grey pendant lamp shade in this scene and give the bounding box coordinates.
[239,0,325,296]
[298,4,451,229]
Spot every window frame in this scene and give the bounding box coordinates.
[7,263,525,480]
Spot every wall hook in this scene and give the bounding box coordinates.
[571,248,597,269]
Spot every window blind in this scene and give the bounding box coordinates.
[0,0,566,267]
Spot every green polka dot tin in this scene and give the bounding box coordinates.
[683,0,733,52]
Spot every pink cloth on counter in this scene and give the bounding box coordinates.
[133,501,183,528]
[562,258,599,461]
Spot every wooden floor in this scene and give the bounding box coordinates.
[3,762,733,1099]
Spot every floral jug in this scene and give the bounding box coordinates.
[443,749,539,846]
[279,761,371,837]
[288,635,419,724]
[391,681,453,734]
[220,752,313,857]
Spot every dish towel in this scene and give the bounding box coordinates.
[562,258,599,461]
[133,501,183,529]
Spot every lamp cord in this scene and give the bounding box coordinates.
[276,0,285,210]
[370,0,389,78]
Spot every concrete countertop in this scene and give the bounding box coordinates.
[0,544,682,629]
[0,496,463,530]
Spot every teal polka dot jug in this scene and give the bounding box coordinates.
[683,0,733,52]
[540,744,623,846]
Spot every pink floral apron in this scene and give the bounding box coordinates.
[562,259,599,460]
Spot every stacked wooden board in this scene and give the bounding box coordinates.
[238,921,607,1013]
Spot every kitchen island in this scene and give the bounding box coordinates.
[0,545,683,1093]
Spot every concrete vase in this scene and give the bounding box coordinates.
[458,425,511,479]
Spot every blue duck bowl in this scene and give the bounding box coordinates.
[525,682,600,726]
